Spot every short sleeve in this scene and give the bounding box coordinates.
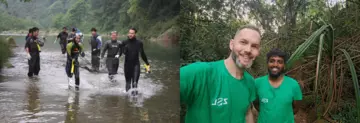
[254,78,261,100]
[247,75,257,102]
[243,72,257,103]
[293,81,303,100]
[180,62,209,105]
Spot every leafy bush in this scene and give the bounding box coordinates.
[0,37,11,70]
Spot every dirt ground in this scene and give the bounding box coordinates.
[252,108,323,123]
[295,109,309,123]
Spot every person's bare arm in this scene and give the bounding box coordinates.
[293,100,301,114]
[254,99,260,112]
[245,105,255,123]
[293,81,303,115]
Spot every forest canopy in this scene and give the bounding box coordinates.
[0,0,179,38]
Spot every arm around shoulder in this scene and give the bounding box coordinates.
[180,62,210,105]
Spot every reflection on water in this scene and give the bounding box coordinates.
[0,35,180,122]
[25,78,41,119]
[65,91,80,123]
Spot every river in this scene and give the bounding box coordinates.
[0,35,180,123]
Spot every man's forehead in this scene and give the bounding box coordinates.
[234,29,261,42]
[269,56,284,60]
[238,28,260,35]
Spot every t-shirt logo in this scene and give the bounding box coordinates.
[211,98,228,106]
[261,98,269,103]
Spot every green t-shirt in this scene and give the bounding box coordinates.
[180,60,256,123]
[255,75,303,123]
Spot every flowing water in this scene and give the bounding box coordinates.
[0,34,180,123]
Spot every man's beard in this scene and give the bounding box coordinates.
[268,67,284,78]
[231,51,253,69]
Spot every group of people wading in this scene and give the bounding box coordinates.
[25,27,151,95]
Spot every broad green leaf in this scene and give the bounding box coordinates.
[340,49,360,122]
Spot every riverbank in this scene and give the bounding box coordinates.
[0,37,13,71]
[1,27,180,47]
[0,30,108,37]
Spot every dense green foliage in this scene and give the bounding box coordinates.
[0,0,179,38]
[0,12,39,32]
[0,37,11,71]
[180,0,360,122]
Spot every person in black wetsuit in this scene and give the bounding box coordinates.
[89,28,102,72]
[101,31,122,81]
[24,27,45,77]
[122,28,150,95]
[55,27,69,55]
[25,28,32,41]
[67,28,76,44]
[25,28,33,50]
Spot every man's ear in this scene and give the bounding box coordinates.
[229,39,234,51]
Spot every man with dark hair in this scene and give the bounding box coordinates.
[89,27,102,72]
[55,27,69,55]
[253,48,303,123]
[25,28,33,50]
[121,28,150,95]
[101,31,123,81]
[25,28,33,41]
[67,28,77,44]
[25,27,45,77]
[180,24,261,123]
[129,27,137,33]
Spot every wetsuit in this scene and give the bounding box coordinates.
[25,36,45,77]
[90,34,102,71]
[57,31,69,54]
[101,40,123,78]
[121,38,149,92]
[67,33,76,44]
[24,34,31,49]
[65,42,85,88]
[25,34,30,40]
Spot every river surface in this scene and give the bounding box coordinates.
[0,35,180,123]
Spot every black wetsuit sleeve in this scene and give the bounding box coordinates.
[119,40,127,56]
[120,40,127,47]
[57,33,61,39]
[140,41,149,65]
[117,41,123,56]
[38,40,44,47]
[37,38,45,47]
[67,34,74,41]
[25,38,30,49]
[101,41,108,58]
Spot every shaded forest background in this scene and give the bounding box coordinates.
[180,0,360,122]
[0,0,179,39]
